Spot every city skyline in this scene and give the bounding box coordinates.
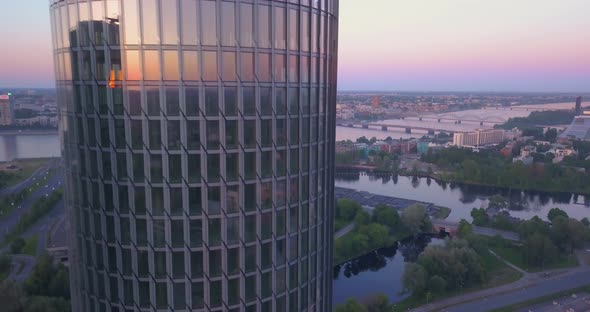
[2,0,590,92]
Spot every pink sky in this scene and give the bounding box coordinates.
[1,0,589,92]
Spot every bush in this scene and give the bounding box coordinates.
[11,238,26,254]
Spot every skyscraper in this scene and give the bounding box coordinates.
[49,0,338,311]
[576,96,583,115]
[0,94,13,126]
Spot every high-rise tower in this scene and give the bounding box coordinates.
[576,96,583,115]
[49,0,338,310]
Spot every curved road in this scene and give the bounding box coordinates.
[0,159,59,197]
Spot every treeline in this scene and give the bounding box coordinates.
[0,254,70,312]
[5,190,63,243]
[497,110,576,129]
[334,199,432,264]
[422,147,590,195]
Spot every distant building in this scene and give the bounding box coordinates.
[0,94,13,126]
[520,146,536,158]
[372,96,380,108]
[513,155,534,166]
[576,96,583,115]
[559,115,590,141]
[453,129,504,147]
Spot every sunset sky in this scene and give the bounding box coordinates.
[1,0,589,92]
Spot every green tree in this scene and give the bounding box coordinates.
[0,281,25,312]
[487,195,509,211]
[334,298,368,312]
[544,128,558,143]
[337,199,362,221]
[402,263,427,295]
[547,208,569,222]
[401,204,432,235]
[470,208,490,226]
[24,296,71,312]
[11,238,25,254]
[366,294,390,312]
[354,210,371,227]
[372,205,401,230]
[582,218,590,227]
[428,275,447,294]
[24,254,70,300]
[522,232,559,267]
[456,219,473,238]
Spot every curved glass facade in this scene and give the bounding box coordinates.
[50,0,338,311]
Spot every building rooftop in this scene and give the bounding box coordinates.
[559,116,590,140]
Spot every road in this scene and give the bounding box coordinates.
[411,251,590,312]
[335,223,355,239]
[432,220,521,241]
[0,159,59,197]
[0,169,64,243]
[6,254,36,283]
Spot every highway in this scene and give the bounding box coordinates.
[0,159,59,197]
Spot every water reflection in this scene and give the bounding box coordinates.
[333,235,444,304]
[335,173,590,222]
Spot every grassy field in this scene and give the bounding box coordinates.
[486,236,579,272]
[22,235,39,256]
[0,158,53,189]
[392,249,523,312]
[489,285,590,312]
[433,206,452,219]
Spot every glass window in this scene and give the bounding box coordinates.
[192,281,204,309]
[275,88,287,116]
[222,52,236,81]
[274,54,287,83]
[209,250,222,277]
[210,280,222,307]
[155,251,167,278]
[289,89,299,115]
[203,51,218,81]
[190,220,202,247]
[228,278,240,305]
[246,275,257,301]
[244,245,256,274]
[181,0,199,45]
[133,153,145,181]
[146,86,160,116]
[125,50,141,80]
[244,153,256,180]
[187,120,200,150]
[161,2,178,45]
[240,53,254,81]
[289,55,299,83]
[184,87,199,116]
[148,120,161,149]
[123,0,140,44]
[243,120,256,147]
[169,154,182,183]
[257,5,271,48]
[226,153,239,181]
[258,53,271,82]
[144,50,161,81]
[206,120,219,149]
[208,219,221,246]
[301,56,310,83]
[276,119,287,146]
[173,282,185,309]
[152,187,164,216]
[260,87,272,116]
[168,120,181,150]
[221,2,236,46]
[201,1,217,45]
[208,186,221,214]
[154,220,165,247]
[188,154,201,182]
[189,187,201,215]
[131,120,143,149]
[191,251,203,278]
[242,87,255,116]
[136,218,147,246]
[156,282,168,309]
[245,215,257,242]
[139,281,150,307]
[163,51,180,81]
[172,220,184,247]
[261,181,272,207]
[289,9,299,51]
[261,120,272,147]
[182,51,199,81]
[301,10,310,51]
[274,6,286,49]
[227,185,240,213]
[205,87,219,116]
[224,87,238,116]
[301,88,310,114]
[227,217,239,245]
[166,87,180,116]
[239,3,254,47]
[142,0,159,44]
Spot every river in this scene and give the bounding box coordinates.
[0,134,61,162]
[333,236,445,305]
[336,174,590,222]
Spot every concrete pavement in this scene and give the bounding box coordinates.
[335,223,356,239]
